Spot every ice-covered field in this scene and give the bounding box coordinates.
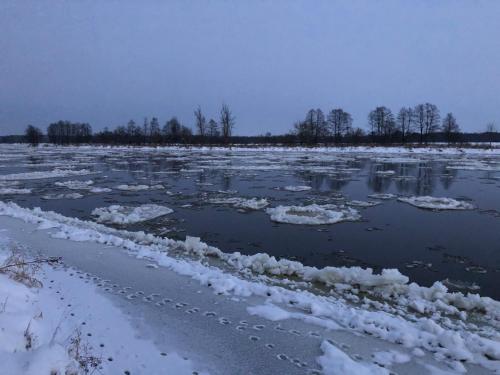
[0,144,499,374]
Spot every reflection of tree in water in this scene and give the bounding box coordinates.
[296,171,350,191]
[328,176,350,191]
[367,163,393,192]
[439,165,457,190]
[220,173,233,191]
[413,164,437,196]
[393,163,419,194]
[366,161,454,196]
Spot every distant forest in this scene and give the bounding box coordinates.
[4,103,500,147]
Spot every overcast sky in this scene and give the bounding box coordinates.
[1,0,499,135]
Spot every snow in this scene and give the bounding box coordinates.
[0,231,204,375]
[92,204,174,224]
[208,197,269,210]
[282,185,312,192]
[372,350,411,367]
[247,303,292,321]
[266,204,361,225]
[317,340,389,375]
[0,169,95,181]
[398,196,475,210]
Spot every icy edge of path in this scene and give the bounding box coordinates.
[0,234,207,375]
[0,202,499,373]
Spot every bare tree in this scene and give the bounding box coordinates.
[413,104,426,143]
[441,112,460,144]
[413,103,440,143]
[220,104,235,141]
[368,106,395,141]
[423,103,440,142]
[486,122,497,148]
[194,106,207,137]
[143,117,150,143]
[25,125,43,147]
[150,117,161,143]
[327,108,352,143]
[396,107,414,143]
[208,119,219,137]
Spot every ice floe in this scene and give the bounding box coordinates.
[0,168,94,181]
[375,170,396,176]
[282,185,312,192]
[346,200,380,208]
[41,193,84,200]
[0,188,31,195]
[54,179,94,189]
[209,197,269,210]
[115,184,164,191]
[266,204,361,225]
[398,196,474,210]
[91,204,173,224]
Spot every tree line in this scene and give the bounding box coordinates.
[20,102,499,147]
[293,103,468,145]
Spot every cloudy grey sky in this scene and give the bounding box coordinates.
[1,0,499,135]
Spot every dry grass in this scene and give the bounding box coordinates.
[0,246,61,288]
[67,329,102,374]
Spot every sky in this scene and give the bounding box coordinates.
[1,0,500,136]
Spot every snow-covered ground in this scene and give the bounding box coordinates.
[0,202,499,374]
[0,227,206,375]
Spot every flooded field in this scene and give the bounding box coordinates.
[1,144,499,298]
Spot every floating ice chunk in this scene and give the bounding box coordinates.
[92,204,173,224]
[116,184,150,191]
[0,168,94,181]
[375,170,396,176]
[398,196,474,210]
[318,340,389,375]
[209,197,269,210]
[115,184,164,191]
[89,187,112,193]
[282,185,312,192]
[266,204,360,225]
[367,193,396,200]
[54,179,94,189]
[346,200,380,208]
[0,188,31,195]
[41,193,83,200]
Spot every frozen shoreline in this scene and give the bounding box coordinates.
[3,143,500,156]
[0,201,499,374]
